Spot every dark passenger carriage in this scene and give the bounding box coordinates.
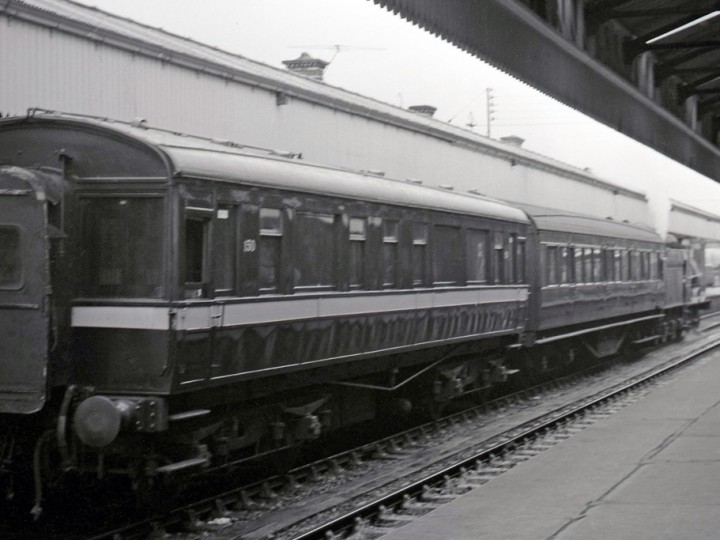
[521,205,666,357]
[0,112,529,462]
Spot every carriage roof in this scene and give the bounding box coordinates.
[518,203,662,243]
[0,112,529,224]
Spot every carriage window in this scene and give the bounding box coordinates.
[516,237,526,283]
[574,247,583,283]
[466,229,487,283]
[296,212,335,288]
[214,206,236,294]
[605,250,615,281]
[185,217,209,289]
[639,251,647,279]
[630,250,640,280]
[644,252,653,280]
[259,208,282,291]
[559,247,570,284]
[509,235,516,283]
[412,223,428,286]
[613,250,622,281]
[0,226,21,289]
[648,252,655,279]
[593,248,602,281]
[622,250,631,281]
[349,217,366,288]
[607,250,613,281]
[655,252,662,279]
[643,252,649,280]
[81,197,164,298]
[546,245,557,285]
[584,248,593,283]
[493,233,506,284]
[433,225,461,284]
[382,220,398,287]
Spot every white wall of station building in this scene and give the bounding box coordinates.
[0,0,687,233]
[669,202,720,271]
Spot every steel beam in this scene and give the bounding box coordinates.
[656,47,718,77]
[679,74,720,102]
[628,11,718,46]
[373,0,720,181]
[664,67,720,74]
[698,96,720,115]
[605,8,720,17]
[642,40,720,50]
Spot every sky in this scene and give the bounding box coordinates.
[72,0,720,236]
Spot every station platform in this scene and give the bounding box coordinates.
[383,345,720,540]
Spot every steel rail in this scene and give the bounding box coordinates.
[290,337,720,540]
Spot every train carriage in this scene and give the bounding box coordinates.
[0,111,530,491]
[521,204,673,358]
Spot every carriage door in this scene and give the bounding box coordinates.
[0,168,50,414]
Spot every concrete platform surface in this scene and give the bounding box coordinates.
[382,349,720,540]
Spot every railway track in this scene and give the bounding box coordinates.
[288,344,720,540]
[66,319,719,540]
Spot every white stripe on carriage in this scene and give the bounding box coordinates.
[72,287,528,331]
[71,306,171,330]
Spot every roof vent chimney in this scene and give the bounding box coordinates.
[500,135,524,147]
[408,104,437,118]
[131,117,148,129]
[282,52,329,81]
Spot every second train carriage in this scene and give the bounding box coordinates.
[519,205,703,365]
[522,205,665,356]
